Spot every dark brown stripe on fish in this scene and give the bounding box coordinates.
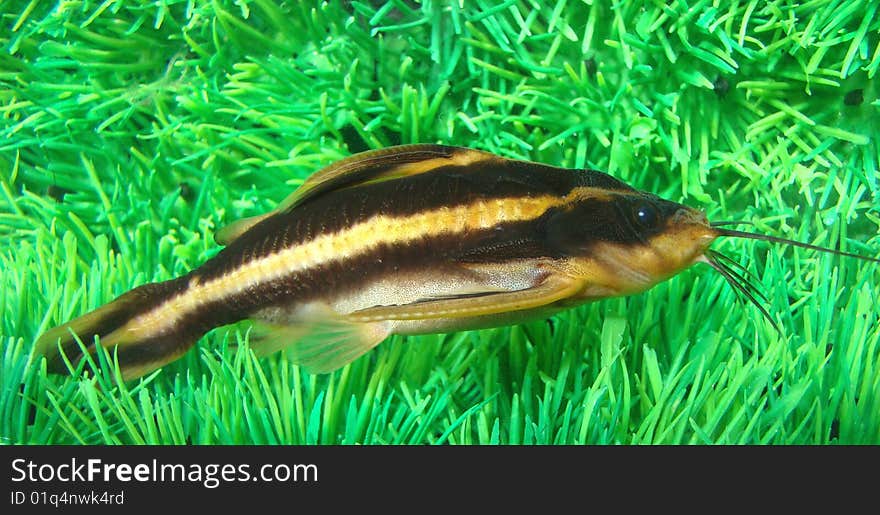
[198,161,636,283]
[175,194,676,336]
[76,190,585,367]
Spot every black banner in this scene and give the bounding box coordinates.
[1,445,873,510]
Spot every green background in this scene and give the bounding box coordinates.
[1,0,878,444]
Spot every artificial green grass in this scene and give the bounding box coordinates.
[1,0,878,445]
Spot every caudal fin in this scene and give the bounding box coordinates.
[34,278,196,380]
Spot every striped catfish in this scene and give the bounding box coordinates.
[35,144,878,380]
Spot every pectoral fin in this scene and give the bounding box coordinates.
[347,274,583,322]
[278,144,495,211]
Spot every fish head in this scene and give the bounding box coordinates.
[546,190,719,297]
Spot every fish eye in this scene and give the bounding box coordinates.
[634,203,658,228]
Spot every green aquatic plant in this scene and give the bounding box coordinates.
[1,0,878,444]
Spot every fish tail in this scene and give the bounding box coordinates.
[34,277,194,380]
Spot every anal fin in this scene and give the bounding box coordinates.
[249,318,391,374]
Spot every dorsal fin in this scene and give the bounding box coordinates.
[276,144,497,212]
[214,144,497,246]
[214,213,274,245]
